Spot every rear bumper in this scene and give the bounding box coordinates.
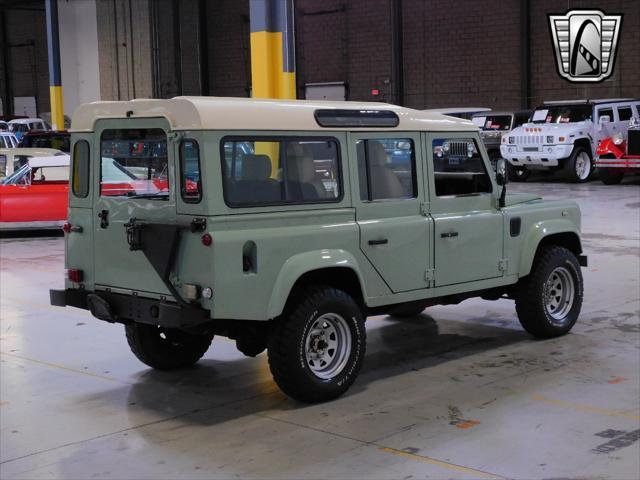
[49,289,210,329]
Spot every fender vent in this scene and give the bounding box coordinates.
[510,217,522,237]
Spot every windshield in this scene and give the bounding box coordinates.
[531,105,592,124]
[473,115,512,131]
[20,134,70,153]
[100,128,169,199]
[1,164,30,185]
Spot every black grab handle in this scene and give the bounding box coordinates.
[368,238,389,245]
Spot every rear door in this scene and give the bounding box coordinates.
[350,132,431,293]
[93,118,176,295]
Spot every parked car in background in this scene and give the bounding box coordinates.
[0,147,66,178]
[40,112,71,130]
[471,110,531,170]
[501,99,640,182]
[0,131,19,148]
[425,107,491,120]
[596,116,640,184]
[0,154,70,230]
[18,130,70,153]
[8,118,49,141]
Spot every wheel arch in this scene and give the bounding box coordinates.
[267,250,366,319]
[573,137,593,157]
[519,221,583,277]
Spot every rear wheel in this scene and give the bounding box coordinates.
[125,322,213,370]
[515,246,583,338]
[598,167,624,185]
[506,162,530,182]
[565,147,592,182]
[267,286,366,403]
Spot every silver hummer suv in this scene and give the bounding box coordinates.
[51,97,588,403]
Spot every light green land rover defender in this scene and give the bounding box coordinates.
[51,97,587,402]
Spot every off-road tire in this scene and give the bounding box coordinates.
[267,286,366,403]
[506,162,530,182]
[515,246,583,338]
[125,322,213,370]
[565,147,592,183]
[598,167,624,185]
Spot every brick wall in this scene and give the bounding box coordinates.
[0,5,49,115]
[206,0,251,97]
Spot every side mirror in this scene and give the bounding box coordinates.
[599,115,611,124]
[496,171,506,186]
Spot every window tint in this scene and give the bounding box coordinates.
[222,137,341,207]
[618,107,632,122]
[72,140,90,198]
[100,128,168,199]
[432,138,492,197]
[598,108,613,121]
[180,139,202,203]
[357,138,416,201]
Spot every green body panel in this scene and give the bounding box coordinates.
[65,121,584,322]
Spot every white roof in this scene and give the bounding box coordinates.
[70,96,477,132]
[424,107,492,114]
[28,154,70,168]
[8,118,45,124]
[0,147,63,156]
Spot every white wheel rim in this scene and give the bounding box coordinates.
[304,313,352,380]
[575,152,591,180]
[544,266,575,325]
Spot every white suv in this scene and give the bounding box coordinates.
[501,99,640,182]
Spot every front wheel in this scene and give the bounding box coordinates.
[598,167,624,185]
[565,147,592,182]
[267,287,366,403]
[125,323,213,370]
[515,246,583,338]
[506,162,530,182]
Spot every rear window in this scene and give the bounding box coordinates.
[180,139,202,203]
[100,128,169,199]
[222,137,341,207]
[72,140,90,197]
[473,115,512,131]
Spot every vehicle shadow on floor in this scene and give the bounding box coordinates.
[119,313,529,427]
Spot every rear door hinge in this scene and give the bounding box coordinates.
[419,202,429,216]
[424,268,435,287]
[499,258,508,272]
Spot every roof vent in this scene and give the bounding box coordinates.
[314,109,399,128]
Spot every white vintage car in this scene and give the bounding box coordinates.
[501,99,640,182]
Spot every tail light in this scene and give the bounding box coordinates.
[201,233,212,246]
[63,222,71,233]
[67,269,83,283]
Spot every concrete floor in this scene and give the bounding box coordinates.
[1,177,639,479]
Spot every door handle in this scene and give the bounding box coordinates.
[441,231,459,238]
[368,238,389,246]
[98,210,109,229]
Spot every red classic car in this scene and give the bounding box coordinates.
[596,118,640,185]
[0,155,70,230]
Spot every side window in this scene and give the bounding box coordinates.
[180,139,202,203]
[598,107,614,122]
[221,137,341,207]
[356,138,416,201]
[617,107,632,122]
[432,138,492,197]
[0,154,6,176]
[72,140,90,197]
